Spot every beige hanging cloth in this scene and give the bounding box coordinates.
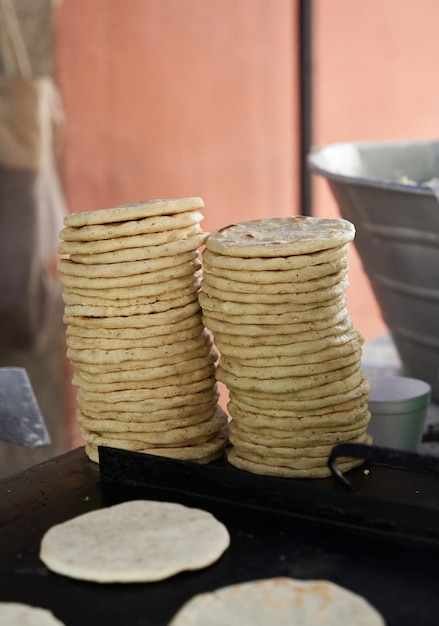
[0,0,66,350]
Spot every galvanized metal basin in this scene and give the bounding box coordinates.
[308,140,439,401]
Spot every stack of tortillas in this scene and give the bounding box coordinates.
[58,197,228,464]
[199,216,372,478]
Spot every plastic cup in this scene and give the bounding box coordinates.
[367,376,431,452]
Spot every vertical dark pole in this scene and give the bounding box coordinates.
[299,0,313,216]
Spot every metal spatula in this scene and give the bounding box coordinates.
[0,367,51,447]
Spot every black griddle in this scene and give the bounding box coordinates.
[1,445,439,626]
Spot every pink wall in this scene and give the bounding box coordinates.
[56,0,298,236]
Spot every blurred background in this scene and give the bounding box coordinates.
[1,0,438,476]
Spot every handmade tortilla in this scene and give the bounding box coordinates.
[0,603,66,625]
[198,290,347,318]
[63,197,205,227]
[69,232,208,265]
[57,250,198,278]
[205,216,355,257]
[202,247,348,279]
[40,500,230,583]
[202,242,350,270]
[59,258,201,289]
[227,447,365,478]
[59,223,203,255]
[60,210,203,242]
[168,577,385,625]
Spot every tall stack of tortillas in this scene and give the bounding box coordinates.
[199,216,372,478]
[58,197,227,464]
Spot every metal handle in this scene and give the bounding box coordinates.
[328,442,439,490]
